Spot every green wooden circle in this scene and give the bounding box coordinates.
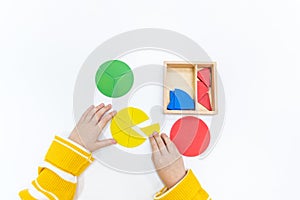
[95,60,134,98]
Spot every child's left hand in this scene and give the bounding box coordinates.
[68,103,117,152]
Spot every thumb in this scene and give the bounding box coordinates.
[93,139,117,151]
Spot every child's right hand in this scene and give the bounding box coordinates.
[150,132,187,189]
[68,103,117,152]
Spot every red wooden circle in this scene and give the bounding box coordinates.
[170,116,210,157]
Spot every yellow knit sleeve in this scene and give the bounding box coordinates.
[19,136,94,200]
[44,135,94,176]
[154,170,211,200]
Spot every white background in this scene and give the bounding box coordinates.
[1,0,300,199]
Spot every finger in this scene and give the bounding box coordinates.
[86,103,105,121]
[161,133,172,152]
[93,139,117,151]
[93,104,112,124]
[166,138,180,155]
[170,142,181,155]
[98,111,117,130]
[154,133,168,154]
[149,133,160,154]
[80,105,95,122]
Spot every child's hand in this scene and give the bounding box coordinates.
[68,103,117,152]
[150,132,187,189]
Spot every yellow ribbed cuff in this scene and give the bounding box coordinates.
[154,170,209,200]
[32,168,76,200]
[44,135,94,176]
[19,189,37,200]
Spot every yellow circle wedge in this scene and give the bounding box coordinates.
[110,107,160,148]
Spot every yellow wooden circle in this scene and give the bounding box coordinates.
[110,107,160,148]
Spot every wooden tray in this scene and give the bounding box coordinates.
[163,61,217,115]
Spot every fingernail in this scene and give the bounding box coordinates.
[112,139,117,144]
[97,103,104,108]
[110,111,117,117]
[152,132,158,136]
